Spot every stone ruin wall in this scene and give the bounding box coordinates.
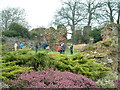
[101,23,119,41]
[2,26,67,51]
[30,26,67,51]
[101,23,119,52]
[2,36,38,51]
[83,26,91,43]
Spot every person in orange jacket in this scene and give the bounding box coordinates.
[57,44,62,54]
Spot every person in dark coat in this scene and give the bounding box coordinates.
[61,43,66,54]
[35,43,39,53]
[70,44,73,54]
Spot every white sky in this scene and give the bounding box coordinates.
[1,0,117,39]
[0,0,62,29]
[0,0,118,29]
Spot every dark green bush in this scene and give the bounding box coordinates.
[2,22,31,38]
[89,28,103,43]
[2,30,18,37]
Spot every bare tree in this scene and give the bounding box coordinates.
[82,0,103,26]
[100,0,118,24]
[52,0,85,41]
[0,7,28,30]
[107,0,116,22]
[117,2,120,24]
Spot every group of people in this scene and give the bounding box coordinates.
[14,42,24,51]
[14,42,41,53]
[57,43,66,54]
[41,43,50,50]
[14,42,50,53]
[14,41,73,54]
[57,43,73,54]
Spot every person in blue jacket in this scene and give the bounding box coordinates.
[20,42,23,49]
[61,43,66,54]
[41,43,47,49]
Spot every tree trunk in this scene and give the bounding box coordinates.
[88,3,92,26]
[108,1,114,22]
[71,2,76,44]
[117,3,120,24]
[5,19,8,30]
[71,25,75,43]
[117,9,120,24]
[88,13,92,26]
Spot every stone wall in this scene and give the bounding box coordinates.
[101,23,120,53]
[83,26,91,44]
[31,26,67,51]
[2,35,37,51]
[2,26,67,51]
[101,23,119,41]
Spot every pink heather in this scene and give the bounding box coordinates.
[10,68,99,88]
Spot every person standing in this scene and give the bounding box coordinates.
[14,42,18,51]
[46,45,50,51]
[57,44,62,54]
[70,44,73,54]
[35,43,39,53]
[41,43,47,50]
[61,43,66,54]
[20,42,23,49]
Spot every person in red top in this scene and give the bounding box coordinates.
[57,44,62,54]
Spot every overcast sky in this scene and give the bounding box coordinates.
[0,0,63,29]
[0,0,118,29]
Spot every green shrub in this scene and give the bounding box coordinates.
[2,49,111,81]
[1,59,32,83]
[2,49,53,70]
[1,44,8,55]
[50,53,110,80]
[89,28,103,43]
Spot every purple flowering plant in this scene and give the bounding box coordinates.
[9,68,99,88]
[113,80,120,89]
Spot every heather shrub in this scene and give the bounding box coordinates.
[113,80,120,89]
[96,72,118,88]
[9,69,99,88]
